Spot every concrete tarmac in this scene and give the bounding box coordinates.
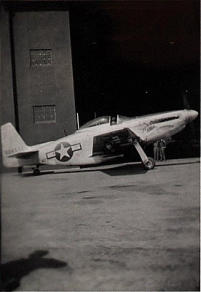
[1,158,200,291]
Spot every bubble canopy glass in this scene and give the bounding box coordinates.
[79,115,132,129]
[80,116,110,129]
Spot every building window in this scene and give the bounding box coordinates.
[33,105,56,124]
[30,49,52,67]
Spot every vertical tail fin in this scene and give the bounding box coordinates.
[1,123,28,167]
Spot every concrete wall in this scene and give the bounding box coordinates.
[1,7,77,171]
[0,7,16,171]
[1,8,15,126]
[13,11,76,145]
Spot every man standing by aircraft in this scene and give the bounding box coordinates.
[153,140,160,161]
[159,139,166,161]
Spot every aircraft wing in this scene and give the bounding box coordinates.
[92,128,139,156]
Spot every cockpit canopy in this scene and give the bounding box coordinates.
[79,115,132,129]
[79,116,110,129]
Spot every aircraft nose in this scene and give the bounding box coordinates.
[185,110,198,123]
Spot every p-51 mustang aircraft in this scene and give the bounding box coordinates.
[1,109,198,175]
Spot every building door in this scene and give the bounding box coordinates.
[12,11,76,145]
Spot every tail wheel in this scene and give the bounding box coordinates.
[33,168,40,175]
[18,167,23,173]
[143,157,155,170]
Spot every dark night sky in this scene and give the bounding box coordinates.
[4,0,200,122]
[3,0,200,156]
[69,0,200,125]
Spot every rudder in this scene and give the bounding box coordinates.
[1,123,28,167]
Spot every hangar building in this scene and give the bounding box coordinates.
[1,0,200,169]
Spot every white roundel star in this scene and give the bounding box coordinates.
[55,142,73,162]
[56,143,71,159]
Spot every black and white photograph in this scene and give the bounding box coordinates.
[0,0,200,291]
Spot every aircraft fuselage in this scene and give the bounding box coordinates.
[1,109,198,171]
[33,109,197,167]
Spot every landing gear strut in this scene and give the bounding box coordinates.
[33,165,40,175]
[132,139,155,170]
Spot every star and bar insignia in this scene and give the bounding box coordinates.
[46,142,81,162]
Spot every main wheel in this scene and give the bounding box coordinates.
[143,157,155,170]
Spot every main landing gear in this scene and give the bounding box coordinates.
[143,157,155,170]
[32,165,41,175]
[132,138,155,170]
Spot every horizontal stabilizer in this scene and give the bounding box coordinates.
[8,150,38,158]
